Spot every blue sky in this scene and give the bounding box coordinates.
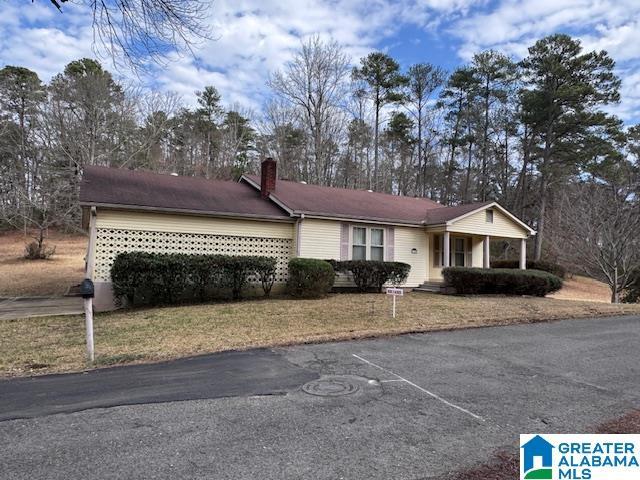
[1,0,639,123]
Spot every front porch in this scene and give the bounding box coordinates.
[417,202,535,287]
[415,232,528,293]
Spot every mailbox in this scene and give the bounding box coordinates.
[80,278,95,299]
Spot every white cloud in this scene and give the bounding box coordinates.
[447,0,640,122]
[149,0,412,107]
[2,0,640,122]
[581,21,640,62]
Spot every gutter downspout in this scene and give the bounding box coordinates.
[85,206,97,280]
[295,213,304,257]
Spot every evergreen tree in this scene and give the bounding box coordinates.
[352,52,407,190]
[520,34,621,259]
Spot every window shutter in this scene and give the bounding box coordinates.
[385,227,395,261]
[340,223,350,260]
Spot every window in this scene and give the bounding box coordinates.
[433,234,444,267]
[433,235,471,267]
[486,209,494,223]
[351,226,385,260]
[370,228,384,261]
[352,227,367,260]
[454,238,466,266]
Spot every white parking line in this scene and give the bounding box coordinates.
[352,353,485,422]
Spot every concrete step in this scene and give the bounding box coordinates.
[413,283,443,293]
[413,287,440,293]
[413,282,455,294]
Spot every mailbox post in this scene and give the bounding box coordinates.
[80,279,95,362]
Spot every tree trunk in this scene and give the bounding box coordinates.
[463,139,473,202]
[481,79,490,202]
[416,100,423,196]
[611,267,619,303]
[534,174,547,260]
[373,88,380,191]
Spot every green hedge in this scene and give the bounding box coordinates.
[443,267,563,297]
[491,259,566,279]
[332,260,411,292]
[287,258,335,298]
[111,252,277,305]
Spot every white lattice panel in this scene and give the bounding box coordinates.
[94,228,293,282]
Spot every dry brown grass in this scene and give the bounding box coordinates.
[2,292,639,377]
[549,275,612,303]
[0,230,86,297]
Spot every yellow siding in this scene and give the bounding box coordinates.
[297,218,342,259]
[297,219,347,286]
[394,227,428,287]
[96,209,294,238]
[448,208,528,238]
[297,219,428,287]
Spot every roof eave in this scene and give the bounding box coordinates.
[78,201,295,223]
[294,212,424,226]
[433,201,536,235]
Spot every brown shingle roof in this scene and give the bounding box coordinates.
[423,201,493,225]
[244,175,445,224]
[79,166,291,220]
[80,167,522,229]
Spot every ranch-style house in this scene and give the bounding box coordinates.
[79,158,536,310]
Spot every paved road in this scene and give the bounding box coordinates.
[1,315,639,480]
[0,349,317,421]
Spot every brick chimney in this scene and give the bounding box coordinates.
[260,157,277,199]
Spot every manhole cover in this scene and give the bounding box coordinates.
[302,378,360,397]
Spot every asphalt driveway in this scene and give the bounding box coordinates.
[0,315,638,479]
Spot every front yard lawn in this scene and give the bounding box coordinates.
[0,231,86,297]
[2,292,639,377]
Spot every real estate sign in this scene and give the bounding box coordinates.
[386,288,403,318]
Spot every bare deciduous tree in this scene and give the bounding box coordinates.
[42,0,212,70]
[269,36,350,185]
[555,185,640,303]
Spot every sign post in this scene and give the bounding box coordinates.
[385,287,404,318]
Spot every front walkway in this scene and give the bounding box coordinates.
[0,296,83,321]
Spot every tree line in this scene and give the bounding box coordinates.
[1,34,638,300]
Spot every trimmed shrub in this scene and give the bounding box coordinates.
[443,267,563,297]
[221,255,252,300]
[287,258,335,298]
[24,240,56,259]
[190,254,224,301]
[491,259,566,279]
[111,252,277,305]
[111,252,154,305]
[333,260,411,292]
[254,256,277,297]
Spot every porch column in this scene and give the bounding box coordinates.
[443,231,450,268]
[520,238,527,269]
[483,235,490,269]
